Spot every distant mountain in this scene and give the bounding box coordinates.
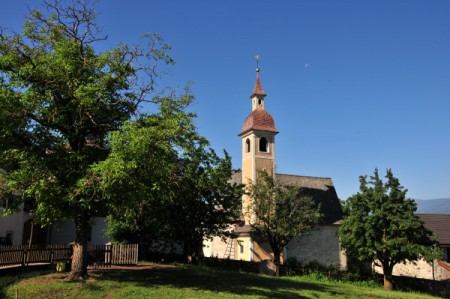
[414,198,450,214]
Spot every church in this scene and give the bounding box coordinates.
[204,66,346,268]
[204,66,450,281]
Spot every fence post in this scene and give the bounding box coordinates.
[50,247,54,264]
[21,249,26,268]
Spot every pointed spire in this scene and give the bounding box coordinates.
[251,68,267,97]
[251,55,267,98]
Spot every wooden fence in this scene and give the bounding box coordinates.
[0,244,138,269]
[0,245,71,268]
[89,244,139,267]
[111,243,139,265]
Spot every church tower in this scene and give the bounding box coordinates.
[239,65,278,234]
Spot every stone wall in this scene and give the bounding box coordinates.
[374,259,450,281]
[285,224,347,268]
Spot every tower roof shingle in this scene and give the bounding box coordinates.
[239,108,278,136]
[251,71,267,97]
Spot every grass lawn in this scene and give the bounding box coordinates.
[0,264,443,299]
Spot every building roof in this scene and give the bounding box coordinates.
[231,171,343,225]
[418,214,450,246]
[234,224,252,235]
[239,108,278,136]
[251,70,267,97]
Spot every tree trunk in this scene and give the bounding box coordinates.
[272,245,281,276]
[382,264,394,291]
[183,237,204,263]
[28,221,34,249]
[183,241,193,262]
[273,247,281,265]
[138,231,148,261]
[68,211,90,281]
[193,237,204,261]
[69,243,87,281]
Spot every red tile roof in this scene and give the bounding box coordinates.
[239,108,278,135]
[251,71,267,97]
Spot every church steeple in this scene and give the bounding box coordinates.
[239,59,278,228]
[250,58,267,111]
[234,58,279,262]
[251,68,267,98]
[240,65,278,136]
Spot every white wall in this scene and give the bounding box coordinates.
[49,217,110,245]
[0,204,30,245]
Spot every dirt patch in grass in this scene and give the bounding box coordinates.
[16,272,68,286]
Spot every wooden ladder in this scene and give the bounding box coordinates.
[224,238,235,259]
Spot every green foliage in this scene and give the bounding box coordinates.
[338,169,440,289]
[92,94,243,259]
[283,257,378,285]
[248,171,320,264]
[0,0,173,278]
[0,0,172,223]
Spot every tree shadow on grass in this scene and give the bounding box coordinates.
[90,266,336,299]
[0,268,52,299]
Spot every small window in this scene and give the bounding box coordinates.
[258,99,262,106]
[239,242,244,254]
[259,137,268,152]
[245,139,251,153]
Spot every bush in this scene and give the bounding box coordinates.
[282,257,378,284]
[200,256,259,273]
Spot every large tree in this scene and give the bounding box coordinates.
[92,95,243,261]
[338,169,438,290]
[248,171,320,266]
[166,142,243,261]
[0,0,172,280]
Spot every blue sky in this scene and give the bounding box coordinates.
[2,1,450,200]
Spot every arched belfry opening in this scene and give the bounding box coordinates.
[259,137,268,152]
[246,138,251,153]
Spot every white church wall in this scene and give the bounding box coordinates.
[204,236,231,259]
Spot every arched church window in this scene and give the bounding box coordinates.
[259,137,268,152]
[258,99,262,106]
[245,139,251,153]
